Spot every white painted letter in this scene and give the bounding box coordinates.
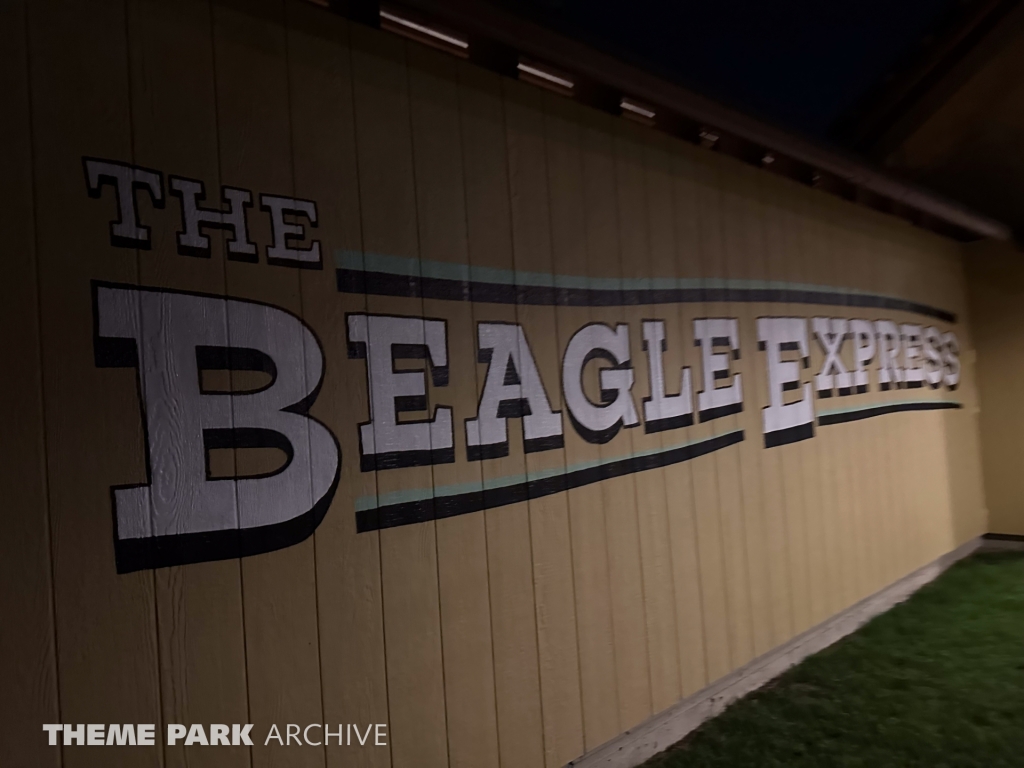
[169,176,256,260]
[923,326,944,388]
[84,157,164,248]
[758,317,814,447]
[875,320,904,389]
[466,322,562,459]
[347,314,453,471]
[94,284,340,572]
[562,323,639,444]
[812,317,851,396]
[260,194,321,266]
[942,331,961,389]
[901,323,925,388]
[849,319,875,392]
[642,319,694,432]
[693,318,743,422]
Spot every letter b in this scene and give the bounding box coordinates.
[93,283,340,572]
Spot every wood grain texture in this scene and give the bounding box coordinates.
[503,77,585,768]
[212,3,325,766]
[797,188,846,620]
[0,2,61,766]
[350,25,449,768]
[285,5,391,767]
[612,122,682,715]
[407,43,501,768]
[459,62,547,768]
[126,2,251,766]
[742,166,797,652]
[758,175,813,640]
[965,240,1024,535]
[857,211,896,598]
[832,207,876,606]
[28,0,164,765]
[793,182,832,627]
[4,5,992,766]
[543,94,622,752]
[719,158,776,659]
[693,148,755,674]
[669,144,733,685]
[644,133,709,700]
[578,110,654,728]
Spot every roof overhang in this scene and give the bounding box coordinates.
[319,0,1011,242]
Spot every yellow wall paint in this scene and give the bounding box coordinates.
[966,239,1024,536]
[0,2,989,767]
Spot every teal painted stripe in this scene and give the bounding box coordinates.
[336,249,905,302]
[355,428,743,512]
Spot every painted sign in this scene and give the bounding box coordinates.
[85,158,962,572]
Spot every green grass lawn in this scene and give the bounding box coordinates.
[643,551,1024,767]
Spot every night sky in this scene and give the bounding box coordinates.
[497,0,959,140]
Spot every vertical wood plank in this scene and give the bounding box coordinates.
[796,187,845,619]
[612,121,682,714]
[669,144,731,682]
[579,111,654,726]
[125,2,251,766]
[349,26,448,768]
[285,5,391,767]
[830,207,875,604]
[544,94,621,752]
[748,174,796,648]
[719,157,776,658]
[647,134,710,698]
[0,1,62,765]
[502,77,585,767]
[853,212,891,597]
[933,236,986,547]
[758,174,813,637]
[28,0,164,764]
[693,149,754,671]
[869,212,909,592]
[407,42,501,768]
[458,62,546,768]
[211,2,325,765]
[785,187,830,627]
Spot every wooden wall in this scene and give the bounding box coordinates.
[878,4,1024,237]
[965,239,1024,536]
[0,1,988,766]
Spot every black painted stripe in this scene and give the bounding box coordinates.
[764,421,815,448]
[336,269,957,323]
[356,430,744,532]
[817,401,961,426]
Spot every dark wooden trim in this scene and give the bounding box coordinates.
[831,0,1024,156]
[312,0,1010,241]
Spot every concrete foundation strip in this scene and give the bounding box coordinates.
[566,534,1021,768]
